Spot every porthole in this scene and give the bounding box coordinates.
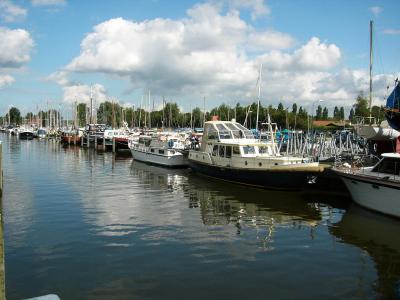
[274,163,278,165]
[259,162,262,167]
[245,161,248,166]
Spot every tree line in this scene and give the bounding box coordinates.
[0,93,386,130]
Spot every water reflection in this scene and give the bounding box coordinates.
[330,205,400,299]
[2,135,399,300]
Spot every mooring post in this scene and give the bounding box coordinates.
[0,142,2,194]
[74,135,77,146]
[0,141,4,300]
[68,136,71,145]
[87,136,90,148]
[103,136,106,151]
[94,136,97,149]
[112,137,116,153]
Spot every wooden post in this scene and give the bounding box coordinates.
[0,142,4,299]
[68,136,71,145]
[81,134,84,147]
[112,137,116,153]
[87,136,90,148]
[103,136,106,151]
[74,135,77,146]
[0,142,2,194]
[94,136,97,149]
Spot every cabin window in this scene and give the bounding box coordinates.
[242,146,255,154]
[233,146,240,155]
[145,140,151,147]
[225,123,241,139]
[159,149,164,154]
[226,146,232,158]
[216,124,231,139]
[212,145,218,156]
[150,148,155,153]
[208,129,219,140]
[219,145,225,157]
[372,158,400,175]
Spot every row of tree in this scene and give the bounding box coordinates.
[0,93,386,130]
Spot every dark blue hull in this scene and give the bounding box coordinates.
[189,161,320,190]
[385,111,400,131]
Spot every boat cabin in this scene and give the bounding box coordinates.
[371,153,400,176]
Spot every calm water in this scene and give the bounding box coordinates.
[1,134,400,300]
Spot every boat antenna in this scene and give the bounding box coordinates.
[368,20,373,123]
[256,64,262,133]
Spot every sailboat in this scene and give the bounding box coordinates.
[384,79,400,131]
[356,21,400,142]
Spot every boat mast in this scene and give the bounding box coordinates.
[256,64,262,133]
[90,85,93,124]
[148,90,151,129]
[202,96,206,127]
[369,20,373,122]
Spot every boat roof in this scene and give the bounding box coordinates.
[381,152,400,158]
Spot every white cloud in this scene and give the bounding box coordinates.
[31,0,66,6]
[0,74,14,88]
[383,28,400,35]
[0,27,34,68]
[45,70,71,86]
[56,2,395,110]
[369,6,383,16]
[247,29,295,51]
[0,0,27,23]
[228,0,271,20]
[62,83,108,104]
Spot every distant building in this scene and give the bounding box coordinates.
[312,120,349,129]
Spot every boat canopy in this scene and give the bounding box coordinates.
[204,121,254,141]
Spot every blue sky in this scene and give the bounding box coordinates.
[0,0,399,117]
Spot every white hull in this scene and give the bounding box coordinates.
[130,148,187,167]
[341,176,400,218]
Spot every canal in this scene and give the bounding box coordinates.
[1,134,400,299]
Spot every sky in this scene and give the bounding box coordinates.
[0,0,399,117]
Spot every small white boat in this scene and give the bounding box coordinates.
[333,153,400,218]
[128,133,189,167]
[18,127,34,139]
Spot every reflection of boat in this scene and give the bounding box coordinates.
[129,133,188,167]
[333,153,400,218]
[189,120,324,190]
[384,80,400,131]
[330,205,400,299]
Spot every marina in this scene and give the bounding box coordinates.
[1,129,400,299]
[0,0,399,299]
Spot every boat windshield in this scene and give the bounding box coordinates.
[372,157,400,175]
[234,123,254,139]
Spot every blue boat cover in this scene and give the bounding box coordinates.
[385,81,400,110]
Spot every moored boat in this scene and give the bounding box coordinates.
[188,120,324,190]
[333,153,400,218]
[128,133,189,167]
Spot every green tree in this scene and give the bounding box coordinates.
[292,103,298,114]
[354,93,369,117]
[339,107,345,120]
[349,108,355,121]
[322,107,328,120]
[333,106,339,120]
[77,103,87,127]
[315,105,322,120]
[7,107,22,125]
